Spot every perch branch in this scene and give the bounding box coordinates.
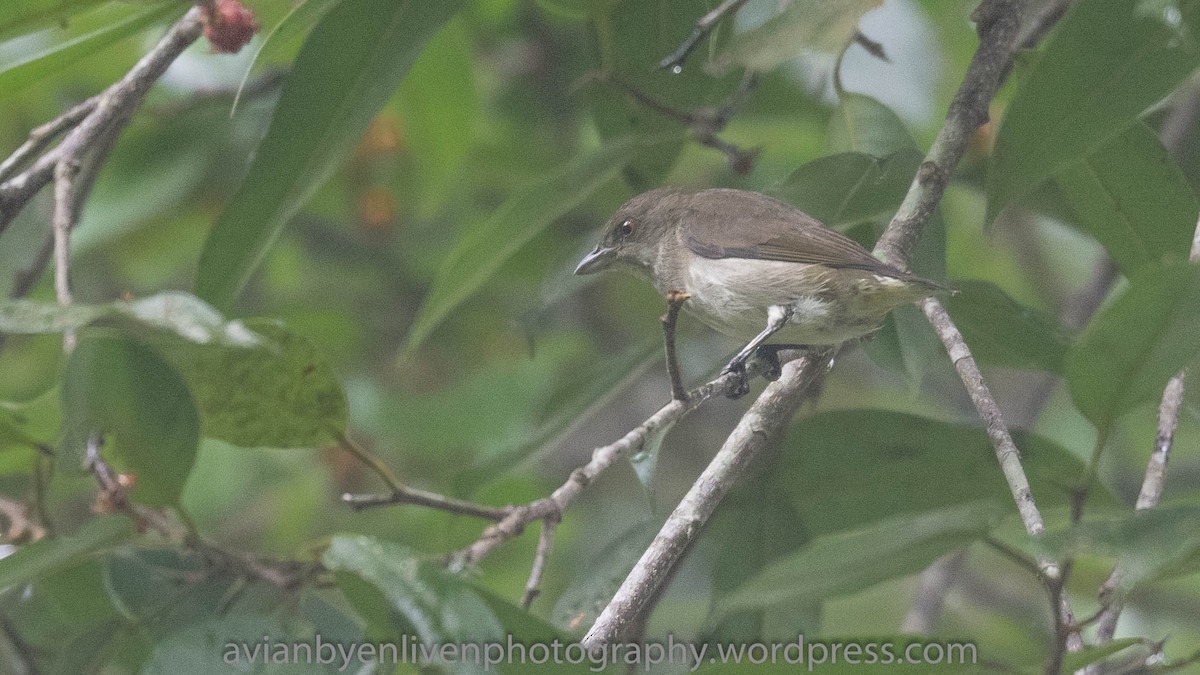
[0,97,97,184]
[583,349,831,646]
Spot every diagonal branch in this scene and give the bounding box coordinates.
[582,348,831,646]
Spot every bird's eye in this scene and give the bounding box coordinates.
[619,220,635,237]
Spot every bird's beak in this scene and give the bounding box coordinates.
[574,244,616,275]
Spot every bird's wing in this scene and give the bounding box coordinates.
[682,189,906,277]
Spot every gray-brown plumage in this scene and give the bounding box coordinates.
[576,187,944,352]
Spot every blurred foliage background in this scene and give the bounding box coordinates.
[2,0,1200,672]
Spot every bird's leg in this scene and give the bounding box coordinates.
[661,290,691,401]
[749,343,808,382]
[721,304,793,398]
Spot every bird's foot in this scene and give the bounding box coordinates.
[749,344,809,383]
[720,361,751,399]
[749,347,783,381]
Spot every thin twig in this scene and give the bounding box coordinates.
[662,290,690,401]
[342,490,509,521]
[602,73,760,174]
[521,516,559,609]
[337,433,508,521]
[0,97,97,184]
[51,159,77,309]
[923,300,1053,550]
[867,0,1081,652]
[85,434,319,588]
[659,0,750,72]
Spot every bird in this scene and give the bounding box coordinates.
[574,187,947,395]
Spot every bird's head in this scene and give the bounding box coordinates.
[574,187,687,277]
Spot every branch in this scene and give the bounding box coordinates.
[582,348,832,647]
[0,8,205,234]
[452,365,756,569]
[521,516,559,609]
[337,433,508,521]
[659,0,750,73]
[601,73,761,175]
[1090,243,1200,649]
[85,434,319,589]
[863,0,1079,645]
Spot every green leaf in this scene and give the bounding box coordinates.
[1067,262,1200,427]
[0,388,61,452]
[0,0,103,41]
[987,0,1200,222]
[0,515,131,592]
[149,319,347,449]
[775,410,1111,536]
[142,614,342,675]
[395,17,478,218]
[230,0,342,114]
[63,335,200,506]
[0,2,181,96]
[1056,122,1199,276]
[0,293,347,449]
[944,280,1073,373]
[774,149,923,229]
[196,0,465,311]
[711,0,883,73]
[323,535,504,644]
[715,501,1002,617]
[827,92,917,157]
[402,135,675,355]
[628,417,674,499]
[705,486,817,642]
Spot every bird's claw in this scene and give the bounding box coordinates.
[721,362,751,399]
[751,346,783,381]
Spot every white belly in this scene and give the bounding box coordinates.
[680,257,892,344]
